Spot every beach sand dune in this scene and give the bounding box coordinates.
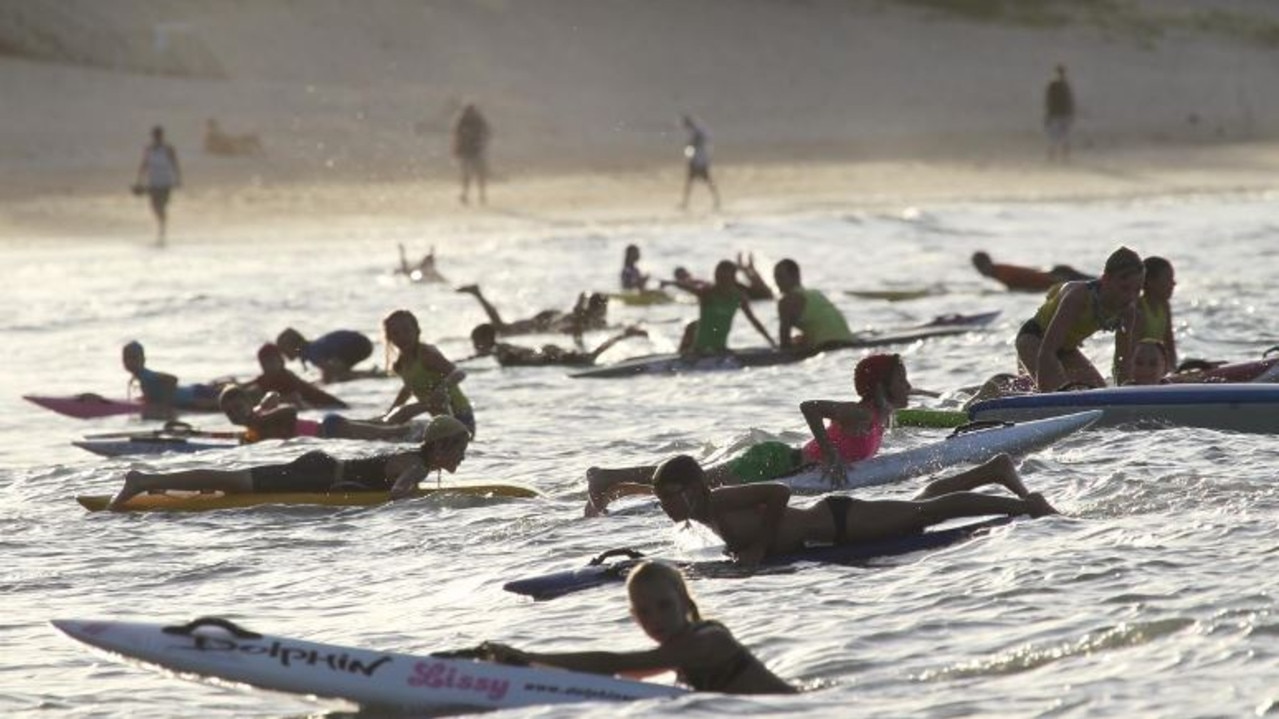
[3,0,1279,239]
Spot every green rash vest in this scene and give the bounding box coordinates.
[395,348,473,415]
[1139,296,1169,341]
[693,291,740,353]
[795,289,854,347]
[1032,280,1122,350]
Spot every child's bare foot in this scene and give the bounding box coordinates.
[105,470,145,511]
[982,454,1030,498]
[1025,492,1059,518]
[583,467,608,518]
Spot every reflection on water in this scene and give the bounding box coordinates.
[5,195,1279,717]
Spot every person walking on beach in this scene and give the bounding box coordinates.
[452,103,491,205]
[1044,65,1075,162]
[135,125,182,244]
[680,114,720,211]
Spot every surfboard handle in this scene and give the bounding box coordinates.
[162,617,262,639]
[948,420,1012,437]
[588,548,646,566]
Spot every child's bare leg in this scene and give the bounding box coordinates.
[107,468,253,510]
[913,454,1029,500]
[456,285,505,326]
[844,491,1056,540]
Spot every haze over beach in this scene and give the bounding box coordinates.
[4,0,1279,241]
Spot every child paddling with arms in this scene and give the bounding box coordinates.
[481,560,795,694]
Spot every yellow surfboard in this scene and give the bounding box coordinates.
[77,482,541,512]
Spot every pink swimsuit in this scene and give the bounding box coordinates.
[801,407,884,464]
[295,418,321,437]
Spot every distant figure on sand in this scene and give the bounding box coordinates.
[1044,64,1076,162]
[467,324,647,367]
[203,118,263,157]
[971,251,1093,292]
[275,328,375,383]
[135,125,181,244]
[398,244,447,283]
[680,115,720,211]
[452,103,492,205]
[456,284,609,338]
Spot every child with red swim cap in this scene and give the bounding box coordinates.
[584,353,1035,515]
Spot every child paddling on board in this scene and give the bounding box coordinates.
[464,323,648,367]
[244,343,347,410]
[1014,246,1145,391]
[381,309,475,435]
[105,415,471,510]
[121,341,228,420]
[585,354,1026,515]
[456,284,609,338]
[971,251,1093,292]
[219,386,429,443]
[650,453,1056,566]
[664,259,774,356]
[481,561,796,694]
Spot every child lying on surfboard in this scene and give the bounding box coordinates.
[219,386,429,443]
[584,354,998,516]
[481,560,796,694]
[463,323,647,367]
[650,453,1056,566]
[105,416,472,510]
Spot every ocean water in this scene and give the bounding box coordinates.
[4,193,1279,718]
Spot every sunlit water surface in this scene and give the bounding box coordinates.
[4,194,1279,718]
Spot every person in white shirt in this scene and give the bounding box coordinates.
[136,125,182,244]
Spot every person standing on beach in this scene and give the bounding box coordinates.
[1044,65,1075,162]
[135,125,181,244]
[680,114,721,211]
[452,103,491,205]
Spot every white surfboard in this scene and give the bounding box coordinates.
[781,410,1101,493]
[51,618,687,713]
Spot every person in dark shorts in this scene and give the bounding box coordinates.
[1044,64,1076,162]
[105,415,472,509]
[679,115,720,210]
[452,103,492,205]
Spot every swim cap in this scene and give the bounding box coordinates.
[854,354,902,400]
[420,415,471,445]
[1103,246,1143,277]
[123,341,144,355]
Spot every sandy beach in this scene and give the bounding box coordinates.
[4,0,1279,242]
